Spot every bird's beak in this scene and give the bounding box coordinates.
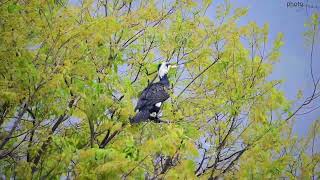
[169,64,178,68]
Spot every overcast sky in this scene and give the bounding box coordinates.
[207,0,320,137]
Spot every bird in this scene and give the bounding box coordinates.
[130,62,177,123]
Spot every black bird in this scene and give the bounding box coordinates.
[130,62,177,123]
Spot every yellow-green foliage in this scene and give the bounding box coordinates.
[0,0,319,179]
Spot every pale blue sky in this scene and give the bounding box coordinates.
[208,0,320,137]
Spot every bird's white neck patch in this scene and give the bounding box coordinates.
[158,63,169,79]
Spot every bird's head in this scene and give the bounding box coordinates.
[158,62,177,79]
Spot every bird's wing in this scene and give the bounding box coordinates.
[130,109,150,123]
[144,83,170,104]
[135,83,170,111]
[135,88,148,111]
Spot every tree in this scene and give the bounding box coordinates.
[0,0,319,179]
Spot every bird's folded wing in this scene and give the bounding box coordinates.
[135,83,170,110]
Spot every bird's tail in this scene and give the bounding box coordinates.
[130,110,150,124]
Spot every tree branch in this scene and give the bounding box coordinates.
[176,56,220,99]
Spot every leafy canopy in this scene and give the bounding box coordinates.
[0,0,319,179]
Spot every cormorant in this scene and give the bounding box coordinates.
[130,62,177,123]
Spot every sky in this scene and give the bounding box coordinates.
[207,0,320,137]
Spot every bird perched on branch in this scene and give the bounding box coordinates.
[130,62,177,123]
